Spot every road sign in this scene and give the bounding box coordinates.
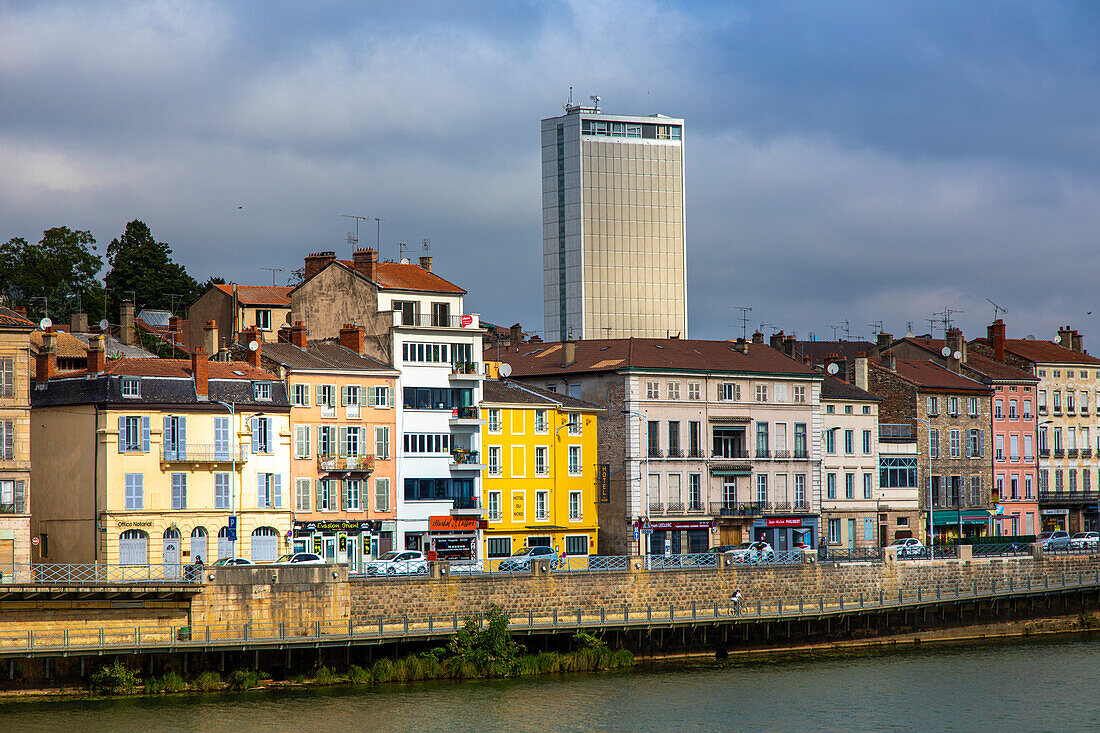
[31,536,39,546]
[633,530,640,540]
[228,516,237,529]
[641,528,654,536]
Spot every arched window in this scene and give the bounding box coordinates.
[250,526,279,563]
[119,529,149,566]
[162,527,182,575]
[217,526,236,561]
[190,527,208,565]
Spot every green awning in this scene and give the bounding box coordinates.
[710,467,751,476]
[932,510,992,526]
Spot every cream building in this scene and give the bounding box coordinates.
[31,339,292,567]
[0,307,34,565]
[542,104,687,341]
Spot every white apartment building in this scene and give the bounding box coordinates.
[819,375,882,550]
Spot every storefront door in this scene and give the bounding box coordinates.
[847,519,856,550]
[323,536,336,563]
[346,535,361,571]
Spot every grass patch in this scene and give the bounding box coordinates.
[347,665,370,684]
[226,669,261,691]
[192,671,222,691]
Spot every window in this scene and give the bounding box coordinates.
[295,478,311,511]
[253,382,271,401]
[487,537,511,557]
[568,446,582,475]
[719,383,739,401]
[880,457,917,488]
[251,417,271,454]
[845,405,853,415]
[863,429,872,455]
[0,420,12,460]
[1008,400,1017,419]
[995,400,1003,419]
[318,479,333,511]
[567,413,581,435]
[667,381,681,400]
[929,429,939,458]
[646,381,660,399]
[826,404,835,414]
[317,384,336,412]
[317,426,335,457]
[0,358,13,397]
[795,424,807,457]
[668,421,680,456]
[487,490,502,520]
[535,491,549,520]
[393,300,415,325]
[844,430,854,455]
[688,382,701,400]
[0,480,24,513]
[488,446,502,475]
[970,476,981,506]
[488,409,502,433]
[1024,434,1034,460]
[124,473,143,510]
[826,430,836,455]
[341,426,361,458]
[927,396,939,415]
[401,342,451,364]
[214,473,230,510]
[795,474,806,507]
[1038,391,1047,411]
[535,446,549,475]
[120,415,148,453]
[775,385,788,403]
[430,301,451,327]
[863,472,873,499]
[1010,434,1019,460]
[845,473,854,499]
[948,397,959,416]
[1023,399,1032,418]
[171,473,186,510]
[1084,392,1091,413]
[256,473,280,509]
[793,385,807,403]
[1054,391,1062,412]
[375,426,390,460]
[256,309,272,330]
[343,385,362,416]
[291,384,310,406]
[345,479,361,511]
[294,425,311,458]
[534,410,548,433]
[755,384,768,402]
[565,535,588,556]
[996,435,1004,460]
[121,377,140,398]
[1025,475,1034,499]
[756,422,769,456]
[827,473,837,500]
[950,429,961,458]
[968,397,979,416]
[1010,475,1019,500]
[1069,392,1077,412]
[370,477,388,512]
[756,474,768,504]
[689,474,702,511]
[569,491,582,519]
[829,518,841,543]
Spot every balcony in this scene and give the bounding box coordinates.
[396,312,480,329]
[162,445,248,463]
[709,501,763,517]
[1040,449,1051,458]
[534,509,550,521]
[793,449,809,460]
[712,450,750,460]
[688,448,705,459]
[449,362,484,381]
[1054,449,1065,458]
[0,501,25,514]
[319,405,336,419]
[450,449,485,471]
[1039,489,1100,506]
[1053,409,1063,416]
[879,424,915,443]
[1068,449,1079,458]
[487,509,502,521]
[1023,413,1032,420]
[667,447,684,458]
[647,447,664,459]
[450,496,481,512]
[450,406,484,429]
[317,454,374,474]
[1083,449,1093,458]
[756,449,771,459]
[773,449,790,459]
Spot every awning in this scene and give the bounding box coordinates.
[709,416,750,423]
[932,510,992,526]
[710,467,751,476]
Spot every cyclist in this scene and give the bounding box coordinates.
[730,589,743,615]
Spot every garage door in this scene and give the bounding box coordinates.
[119,530,149,566]
[250,527,278,563]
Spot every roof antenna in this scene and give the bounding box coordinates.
[260,268,282,286]
[398,242,409,261]
[422,237,431,255]
[732,306,752,341]
[568,86,573,106]
[589,94,601,112]
[987,298,1007,322]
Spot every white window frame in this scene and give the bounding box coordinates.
[294,425,311,459]
[121,377,141,398]
[569,491,582,520]
[568,445,582,476]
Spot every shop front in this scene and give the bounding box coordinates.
[427,515,481,560]
[751,516,817,551]
[1041,508,1070,533]
[638,519,714,555]
[931,510,992,542]
[293,519,394,571]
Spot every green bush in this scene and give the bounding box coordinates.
[90,660,139,695]
[572,631,606,650]
[312,665,337,686]
[347,665,370,684]
[370,658,395,683]
[192,671,222,691]
[227,669,261,691]
[447,604,523,673]
[144,671,187,694]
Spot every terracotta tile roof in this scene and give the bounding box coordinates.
[876,359,992,393]
[0,306,34,329]
[30,330,90,358]
[795,340,876,365]
[902,338,1037,382]
[249,340,396,373]
[971,337,1100,366]
[213,284,294,306]
[502,339,822,378]
[57,357,278,381]
[334,260,466,294]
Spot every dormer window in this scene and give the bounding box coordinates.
[121,377,141,398]
[254,382,272,401]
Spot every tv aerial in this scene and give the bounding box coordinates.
[987,298,1007,321]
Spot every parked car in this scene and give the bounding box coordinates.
[273,552,327,565]
[212,557,255,566]
[885,538,925,557]
[498,546,559,572]
[725,541,774,563]
[1070,532,1098,550]
[707,544,741,554]
[1038,530,1072,550]
[362,550,428,576]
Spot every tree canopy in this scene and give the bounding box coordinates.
[104,220,201,316]
[0,227,104,323]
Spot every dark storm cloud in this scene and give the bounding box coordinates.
[2,1,1098,344]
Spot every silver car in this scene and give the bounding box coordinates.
[1038,530,1071,550]
[362,550,428,576]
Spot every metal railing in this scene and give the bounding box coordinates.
[667,447,684,458]
[398,313,471,329]
[897,546,959,561]
[0,563,203,584]
[450,450,481,465]
[712,450,750,459]
[453,406,479,420]
[971,543,1032,557]
[879,424,914,441]
[820,548,883,563]
[1039,489,1100,503]
[163,445,248,462]
[450,361,480,376]
[318,455,374,472]
[710,501,763,516]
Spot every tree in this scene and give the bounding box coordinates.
[0,227,104,322]
[104,220,201,316]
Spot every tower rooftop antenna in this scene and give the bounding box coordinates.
[732,306,752,341]
[987,298,1007,322]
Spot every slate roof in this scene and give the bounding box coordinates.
[70,332,156,359]
[971,337,1100,366]
[482,379,601,410]
[794,340,877,365]
[876,359,992,393]
[213,284,294,306]
[820,375,881,402]
[501,339,821,378]
[257,340,396,373]
[901,338,1038,382]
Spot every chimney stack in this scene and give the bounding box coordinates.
[988,319,1006,362]
[168,315,182,347]
[36,329,55,386]
[120,301,136,346]
[562,339,577,368]
[419,255,433,272]
[946,327,966,372]
[855,353,869,391]
[192,347,209,399]
[769,330,785,350]
[86,334,106,374]
[290,321,308,349]
[752,330,764,344]
[876,331,893,354]
[303,251,337,281]
[69,312,88,334]
[509,323,523,347]
[339,323,364,354]
[734,337,749,355]
[242,328,262,368]
[203,320,219,357]
[879,350,896,372]
[352,248,378,280]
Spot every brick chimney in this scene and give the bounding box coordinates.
[86,334,106,374]
[36,329,55,386]
[824,353,849,382]
[203,320,219,356]
[734,337,749,355]
[1058,326,1084,353]
[510,323,523,347]
[339,323,364,354]
[192,347,209,399]
[879,350,896,372]
[562,339,576,368]
[290,321,308,349]
[784,335,796,359]
[69,312,88,334]
[988,319,1006,362]
[752,330,764,344]
[1073,330,1084,353]
[352,248,378,280]
[168,315,182,347]
[303,251,336,280]
[946,327,966,372]
[419,255,432,272]
[120,301,136,346]
[769,330,785,350]
[876,332,893,354]
[245,336,262,368]
[855,353,869,391]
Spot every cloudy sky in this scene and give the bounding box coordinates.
[3,0,1100,344]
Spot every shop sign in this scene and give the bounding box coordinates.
[1041,509,1069,515]
[429,516,479,532]
[647,520,713,530]
[117,520,154,528]
[434,538,473,551]
[596,464,610,503]
[295,520,377,534]
[766,518,806,528]
[461,315,474,327]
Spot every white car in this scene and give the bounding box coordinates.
[725,541,774,563]
[1070,532,1099,550]
[274,552,327,565]
[886,538,925,557]
[362,550,428,576]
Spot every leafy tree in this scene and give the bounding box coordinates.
[0,227,104,322]
[104,220,201,315]
[203,275,226,290]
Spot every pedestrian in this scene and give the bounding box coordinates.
[188,555,203,582]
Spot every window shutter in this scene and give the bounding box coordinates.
[359,428,369,459]
[3,421,12,460]
[118,416,127,452]
[163,416,172,453]
[303,384,311,406]
[274,474,282,509]
[387,387,394,408]
[340,386,348,406]
[338,427,348,457]
[360,387,369,407]
[178,417,186,458]
[340,480,348,511]
[257,474,265,508]
[979,430,985,457]
[315,479,324,510]
[142,417,150,453]
[14,480,24,514]
[252,421,260,453]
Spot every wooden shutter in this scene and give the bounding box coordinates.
[387,386,395,408]
[359,387,369,407]
[315,479,325,510]
[14,481,24,514]
[257,474,265,508]
[3,421,12,460]
[338,427,348,457]
[178,417,186,459]
[118,416,127,452]
[252,420,261,453]
[141,417,150,453]
[273,474,282,509]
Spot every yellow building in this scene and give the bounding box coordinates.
[480,379,600,560]
[0,307,35,565]
[31,336,292,567]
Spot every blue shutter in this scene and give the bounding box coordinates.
[118,416,127,453]
[257,474,265,508]
[252,420,260,454]
[273,474,282,509]
[163,416,172,458]
[338,427,348,457]
[141,417,150,453]
[178,417,186,460]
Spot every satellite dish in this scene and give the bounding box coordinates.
[499,363,512,378]
[826,363,839,375]
[38,317,52,330]
[940,346,951,357]
[1053,334,1062,344]
[248,340,259,352]
[953,350,962,360]
[99,319,109,331]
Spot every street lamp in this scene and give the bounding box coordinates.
[622,410,650,555]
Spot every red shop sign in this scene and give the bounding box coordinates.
[766,518,805,528]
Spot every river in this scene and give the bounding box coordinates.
[2,635,1098,731]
